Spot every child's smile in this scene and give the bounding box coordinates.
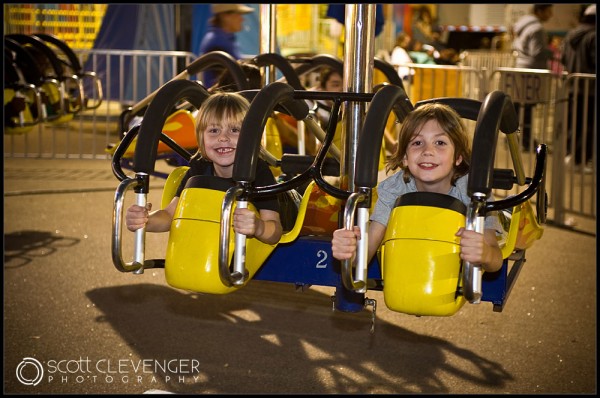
[405,119,462,193]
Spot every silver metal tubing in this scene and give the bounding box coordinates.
[219,186,247,287]
[506,132,527,186]
[341,191,368,293]
[81,71,104,110]
[111,177,148,273]
[342,4,376,191]
[233,200,248,283]
[462,193,486,303]
[132,189,147,274]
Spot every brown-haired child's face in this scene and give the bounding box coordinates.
[403,119,462,193]
[324,73,343,92]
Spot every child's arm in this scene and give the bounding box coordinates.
[455,228,503,273]
[331,221,387,264]
[125,197,178,233]
[233,208,283,245]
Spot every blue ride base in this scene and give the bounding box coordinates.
[253,236,518,313]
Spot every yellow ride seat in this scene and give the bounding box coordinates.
[380,192,467,316]
[497,200,544,256]
[106,109,198,157]
[264,115,284,177]
[161,166,315,294]
[4,88,36,135]
[379,188,545,316]
[43,81,74,124]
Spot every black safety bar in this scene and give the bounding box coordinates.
[235,84,378,200]
[249,53,304,90]
[186,50,249,89]
[6,33,66,80]
[289,54,344,78]
[234,82,309,182]
[32,32,104,111]
[468,91,519,196]
[373,57,406,91]
[119,51,248,134]
[133,80,210,174]
[32,33,83,74]
[355,84,413,188]
[5,37,50,88]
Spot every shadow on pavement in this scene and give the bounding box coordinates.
[4,230,80,269]
[86,282,513,394]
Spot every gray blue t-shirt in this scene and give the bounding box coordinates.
[370,171,502,233]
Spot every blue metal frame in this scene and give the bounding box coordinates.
[253,235,515,313]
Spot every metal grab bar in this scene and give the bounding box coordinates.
[63,74,85,114]
[218,186,248,287]
[462,194,487,303]
[341,191,369,293]
[79,71,104,110]
[6,84,44,127]
[112,172,155,273]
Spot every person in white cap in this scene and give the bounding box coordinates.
[199,4,254,88]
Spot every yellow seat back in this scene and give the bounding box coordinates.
[264,116,284,177]
[161,166,189,209]
[163,169,316,294]
[43,82,74,124]
[380,192,467,316]
[499,200,544,258]
[105,109,197,157]
[165,179,276,294]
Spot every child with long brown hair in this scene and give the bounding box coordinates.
[331,102,503,272]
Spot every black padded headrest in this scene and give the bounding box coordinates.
[394,191,467,215]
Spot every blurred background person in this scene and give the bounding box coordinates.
[411,5,436,47]
[390,32,414,82]
[198,4,254,88]
[512,4,554,69]
[511,4,554,151]
[428,26,459,65]
[407,39,436,65]
[307,67,343,130]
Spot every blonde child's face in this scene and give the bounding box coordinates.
[202,117,241,176]
[403,119,462,194]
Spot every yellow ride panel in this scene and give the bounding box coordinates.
[381,203,466,316]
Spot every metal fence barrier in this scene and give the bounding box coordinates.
[459,49,517,73]
[488,67,563,174]
[403,63,485,102]
[486,69,595,233]
[550,73,596,228]
[4,49,196,160]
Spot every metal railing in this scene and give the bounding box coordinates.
[4,49,196,160]
[550,73,596,228]
[459,49,517,73]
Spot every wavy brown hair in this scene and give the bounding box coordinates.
[386,102,471,184]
